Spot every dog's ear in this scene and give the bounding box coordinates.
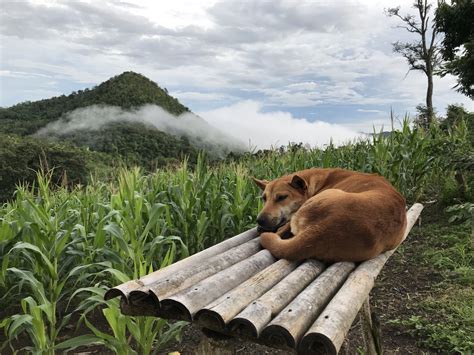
[289,174,307,193]
[252,177,268,190]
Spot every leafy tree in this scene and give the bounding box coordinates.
[437,105,474,200]
[436,0,474,98]
[387,0,441,125]
[442,104,469,130]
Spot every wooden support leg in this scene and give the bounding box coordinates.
[360,297,382,355]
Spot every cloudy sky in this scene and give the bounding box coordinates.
[0,0,472,146]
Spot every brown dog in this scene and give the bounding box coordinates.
[253,168,407,262]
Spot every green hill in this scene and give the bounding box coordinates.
[0,72,199,201]
[0,71,190,135]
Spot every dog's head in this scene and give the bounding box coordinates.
[253,174,308,232]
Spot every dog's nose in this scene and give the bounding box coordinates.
[256,214,270,228]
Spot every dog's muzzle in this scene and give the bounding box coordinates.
[256,219,287,233]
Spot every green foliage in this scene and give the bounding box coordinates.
[438,105,474,202]
[446,202,474,225]
[71,288,186,355]
[0,170,190,353]
[436,0,474,98]
[392,295,473,354]
[236,118,469,203]
[419,223,473,284]
[0,133,111,202]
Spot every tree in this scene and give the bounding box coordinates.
[436,0,474,98]
[387,0,441,125]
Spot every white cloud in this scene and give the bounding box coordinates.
[199,101,363,149]
[173,91,235,102]
[342,117,397,133]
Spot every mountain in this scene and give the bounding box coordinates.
[0,71,190,135]
[0,72,202,201]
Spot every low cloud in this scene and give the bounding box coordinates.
[35,102,365,153]
[36,105,247,155]
[199,101,364,150]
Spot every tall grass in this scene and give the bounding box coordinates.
[0,119,470,353]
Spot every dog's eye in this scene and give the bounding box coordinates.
[276,195,288,202]
[261,194,267,202]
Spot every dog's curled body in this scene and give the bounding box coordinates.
[255,168,407,262]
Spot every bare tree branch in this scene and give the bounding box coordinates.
[386,0,440,124]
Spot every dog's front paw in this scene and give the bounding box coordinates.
[260,232,279,250]
[260,232,286,259]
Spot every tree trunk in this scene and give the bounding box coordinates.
[426,66,434,125]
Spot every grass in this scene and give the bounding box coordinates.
[387,217,474,353]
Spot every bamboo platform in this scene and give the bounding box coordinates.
[105,203,423,354]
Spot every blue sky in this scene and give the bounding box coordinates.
[1,0,473,145]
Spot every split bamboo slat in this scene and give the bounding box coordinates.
[105,203,423,354]
[126,237,262,314]
[142,238,261,302]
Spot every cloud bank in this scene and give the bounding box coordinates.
[36,105,247,154]
[199,101,363,150]
[35,102,364,152]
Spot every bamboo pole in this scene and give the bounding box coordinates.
[260,262,355,349]
[229,260,325,338]
[105,227,258,300]
[129,237,262,309]
[159,250,276,321]
[298,203,423,355]
[194,259,299,331]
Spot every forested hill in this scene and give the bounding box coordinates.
[0,71,190,135]
[0,72,200,201]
